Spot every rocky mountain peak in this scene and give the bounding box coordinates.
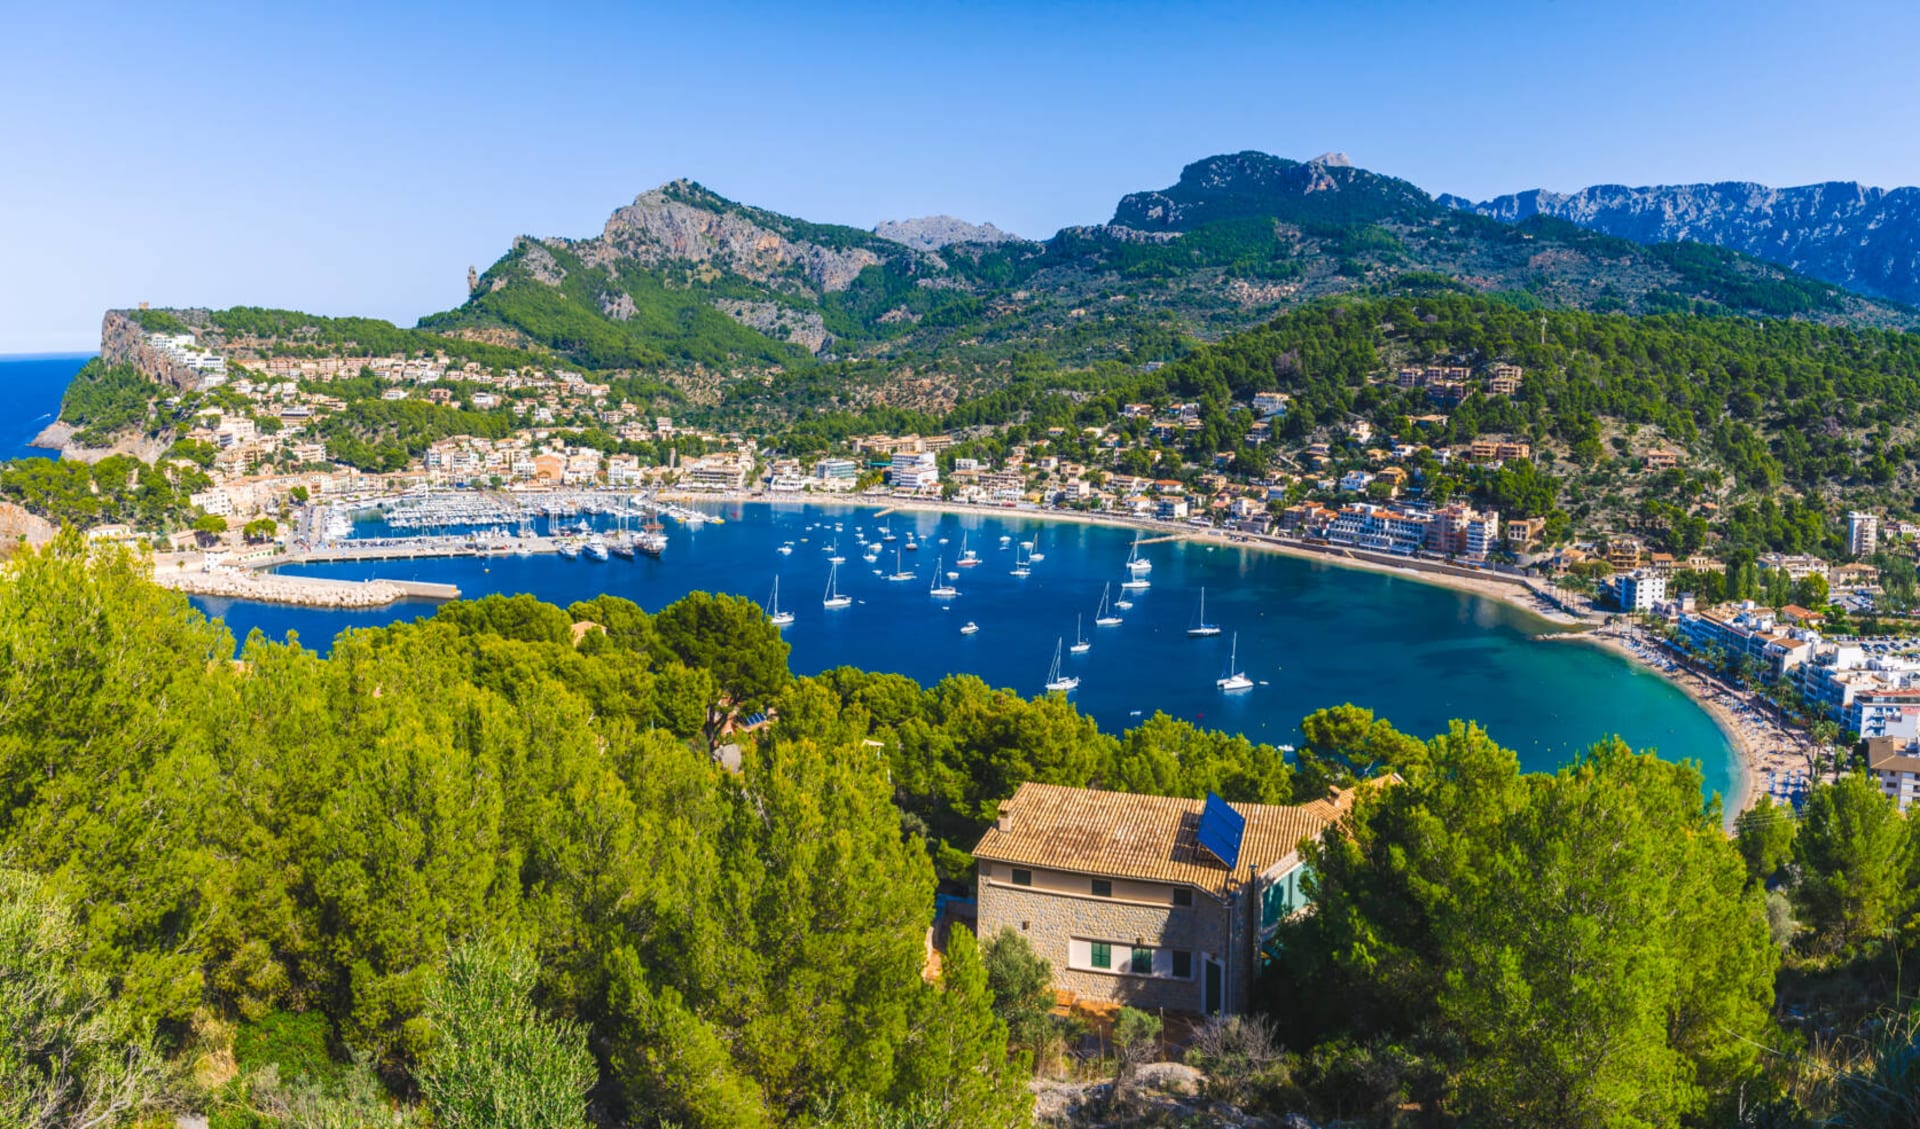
[1454,178,1920,306]
[1111,150,1435,231]
[588,183,884,293]
[872,216,1026,251]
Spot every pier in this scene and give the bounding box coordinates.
[154,566,461,609]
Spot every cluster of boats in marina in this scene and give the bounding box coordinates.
[767,520,1261,696]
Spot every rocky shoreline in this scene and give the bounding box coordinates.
[27,418,169,465]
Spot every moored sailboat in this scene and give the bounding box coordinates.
[1217,632,1254,691]
[823,561,852,608]
[1043,638,1080,692]
[1187,587,1221,637]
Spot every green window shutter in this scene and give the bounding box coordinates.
[1091,941,1111,969]
[1130,946,1154,975]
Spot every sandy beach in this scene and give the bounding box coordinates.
[1564,625,1818,824]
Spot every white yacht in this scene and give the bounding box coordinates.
[1217,632,1254,691]
[823,562,852,608]
[1009,543,1031,578]
[1126,532,1152,574]
[1043,639,1080,693]
[1069,614,1091,655]
[584,534,610,561]
[1120,574,1151,591]
[1187,587,1221,637]
[929,556,958,598]
[887,548,916,582]
[960,621,979,635]
[767,576,794,627]
[1094,583,1123,626]
[957,534,980,567]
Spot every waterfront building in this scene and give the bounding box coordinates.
[813,457,859,487]
[972,782,1358,1015]
[1612,569,1668,613]
[1678,606,1815,679]
[1425,503,1500,560]
[1863,737,1920,812]
[682,454,752,491]
[606,455,643,486]
[1324,503,1432,556]
[1848,511,1880,558]
[889,452,940,491]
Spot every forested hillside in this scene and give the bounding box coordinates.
[3,538,1916,1127]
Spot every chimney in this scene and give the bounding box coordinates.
[996,806,1013,832]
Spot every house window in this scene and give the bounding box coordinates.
[1011,868,1032,887]
[1091,879,1112,898]
[1171,950,1192,979]
[1130,947,1154,975]
[1090,941,1112,969]
[1172,887,1192,907]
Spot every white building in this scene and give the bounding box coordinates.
[1613,570,1668,613]
[1849,511,1880,558]
[889,452,940,491]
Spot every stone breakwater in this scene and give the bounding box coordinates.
[154,568,458,608]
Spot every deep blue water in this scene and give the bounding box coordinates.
[0,354,90,461]
[193,500,1738,801]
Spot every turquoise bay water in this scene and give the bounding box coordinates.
[0,353,91,460]
[194,500,1738,801]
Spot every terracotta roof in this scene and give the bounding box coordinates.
[1865,737,1920,775]
[971,782,1353,897]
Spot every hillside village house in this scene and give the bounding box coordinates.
[972,782,1361,1015]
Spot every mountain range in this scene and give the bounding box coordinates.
[1445,179,1920,308]
[402,152,1917,420]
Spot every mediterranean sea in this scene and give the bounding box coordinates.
[193,499,1739,802]
[0,353,92,461]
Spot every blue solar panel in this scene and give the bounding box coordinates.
[1196,792,1245,869]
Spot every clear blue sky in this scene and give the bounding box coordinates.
[5,0,1918,353]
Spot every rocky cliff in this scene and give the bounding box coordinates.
[583,181,893,293]
[872,216,1027,251]
[99,309,200,392]
[1452,180,1920,307]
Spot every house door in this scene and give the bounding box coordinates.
[1204,958,1224,1014]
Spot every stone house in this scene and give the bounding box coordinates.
[971,783,1357,1016]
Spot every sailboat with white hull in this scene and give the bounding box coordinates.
[1217,632,1253,691]
[929,555,958,598]
[822,562,852,609]
[1043,639,1080,692]
[1187,587,1221,637]
[1069,614,1091,654]
[767,576,794,627]
[1094,583,1123,626]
